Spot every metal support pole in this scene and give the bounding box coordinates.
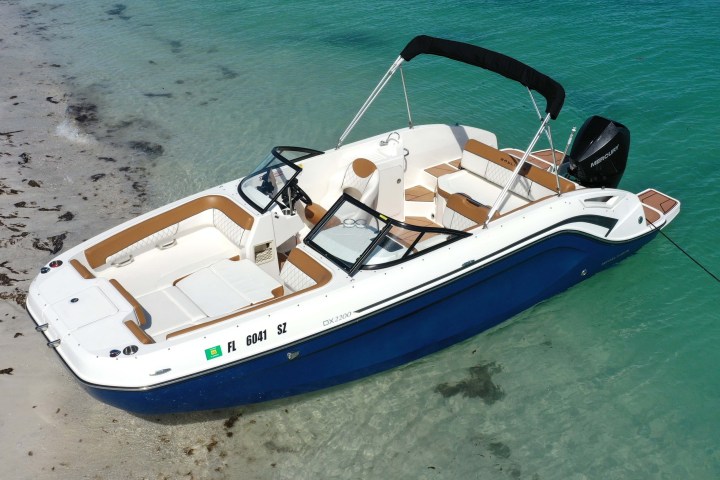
[336,57,404,149]
[400,67,413,129]
[484,113,553,227]
[527,87,561,193]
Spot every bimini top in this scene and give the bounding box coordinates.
[400,35,565,119]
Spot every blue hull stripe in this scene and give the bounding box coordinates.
[359,218,623,314]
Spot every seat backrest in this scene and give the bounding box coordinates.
[341,158,379,208]
[86,195,254,269]
[442,193,494,231]
[280,248,332,293]
[462,139,518,175]
[461,139,575,199]
[212,209,246,247]
[106,223,179,267]
[516,160,576,196]
[461,140,532,197]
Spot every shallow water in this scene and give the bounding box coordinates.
[13,0,720,478]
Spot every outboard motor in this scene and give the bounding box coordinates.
[564,115,630,188]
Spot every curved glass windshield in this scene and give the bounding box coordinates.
[238,146,322,213]
[305,194,470,276]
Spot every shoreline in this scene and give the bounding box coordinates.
[0,0,148,476]
[0,8,152,305]
[1,3,311,480]
[0,3,259,479]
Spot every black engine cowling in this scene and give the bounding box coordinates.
[564,115,630,188]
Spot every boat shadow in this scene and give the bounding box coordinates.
[130,387,336,426]
[133,360,506,425]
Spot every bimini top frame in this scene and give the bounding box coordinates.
[336,35,565,149]
[336,35,568,226]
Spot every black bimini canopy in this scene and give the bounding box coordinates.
[400,35,565,120]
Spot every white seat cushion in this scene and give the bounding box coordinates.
[443,207,476,231]
[438,170,496,206]
[342,158,379,209]
[137,287,206,335]
[176,259,281,317]
[210,259,280,304]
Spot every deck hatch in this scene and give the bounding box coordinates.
[52,287,118,330]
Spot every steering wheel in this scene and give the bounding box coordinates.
[293,182,312,207]
[291,182,313,206]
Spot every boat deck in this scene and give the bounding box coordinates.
[402,160,458,226]
[639,189,680,226]
[404,185,434,202]
[402,144,577,234]
[503,148,565,169]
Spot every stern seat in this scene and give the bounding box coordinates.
[437,139,576,220]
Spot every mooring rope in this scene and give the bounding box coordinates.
[650,222,720,283]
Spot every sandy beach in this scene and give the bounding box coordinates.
[0,3,274,479]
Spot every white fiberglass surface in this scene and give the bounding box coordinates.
[95,226,240,296]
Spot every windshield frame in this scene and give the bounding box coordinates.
[238,146,323,213]
[305,193,471,276]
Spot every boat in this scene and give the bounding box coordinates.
[26,35,680,414]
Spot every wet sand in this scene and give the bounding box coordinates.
[0,3,280,479]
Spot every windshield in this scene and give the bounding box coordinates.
[238,146,322,213]
[305,194,470,276]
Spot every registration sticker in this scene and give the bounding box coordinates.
[204,345,223,360]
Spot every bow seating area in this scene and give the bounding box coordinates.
[66,194,332,342]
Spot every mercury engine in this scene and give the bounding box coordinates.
[563,115,630,188]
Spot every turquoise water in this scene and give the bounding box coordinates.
[20,0,720,477]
